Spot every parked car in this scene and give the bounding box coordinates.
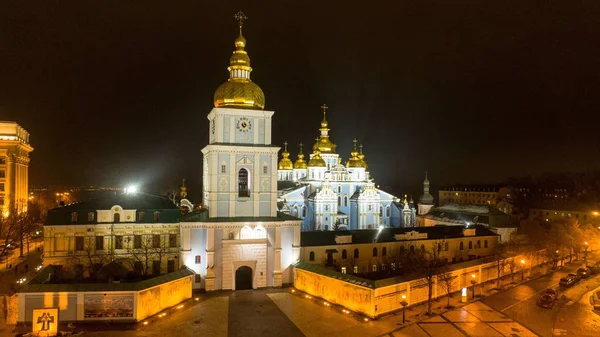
[538,293,555,308]
[559,274,580,287]
[590,264,600,275]
[577,267,591,279]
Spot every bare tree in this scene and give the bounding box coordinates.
[415,240,449,315]
[81,239,109,280]
[437,270,457,309]
[506,258,516,282]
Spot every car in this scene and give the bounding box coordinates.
[590,264,600,275]
[543,288,558,300]
[577,267,591,279]
[538,293,555,308]
[559,274,579,287]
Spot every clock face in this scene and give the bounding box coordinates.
[237,118,252,132]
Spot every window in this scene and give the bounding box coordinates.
[460,242,464,250]
[342,249,347,259]
[468,241,473,249]
[373,247,378,257]
[87,212,95,222]
[169,234,177,248]
[0,183,4,192]
[238,168,250,197]
[372,264,377,272]
[381,264,386,271]
[134,235,142,249]
[167,260,175,273]
[344,196,348,207]
[152,235,161,248]
[115,236,123,249]
[354,249,359,258]
[341,267,347,274]
[263,165,268,174]
[139,212,145,222]
[221,164,226,173]
[152,260,161,275]
[477,240,481,248]
[0,170,4,178]
[71,212,78,222]
[444,242,449,251]
[368,205,372,211]
[386,206,391,217]
[353,266,358,274]
[95,236,104,250]
[437,243,442,252]
[113,213,120,223]
[338,186,341,193]
[195,255,201,264]
[338,196,341,206]
[325,205,329,211]
[195,274,202,283]
[154,211,160,222]
[382,247,387,256]
[484,240,488,248]
[309,251,315,261]
[302,206,307,218]
[75,237,84,251]
[379,206,383,215]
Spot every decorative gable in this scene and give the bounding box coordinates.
[394,230,428,241]
[335,235,352,244]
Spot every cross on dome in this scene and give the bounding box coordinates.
[234,10,248,28]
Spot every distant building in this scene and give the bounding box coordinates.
[43,192,182,276]
[0,121,34,215]
[418,204,518,243]
[300,225,500,272]
[438,184,515,216]
[529,204,600,226]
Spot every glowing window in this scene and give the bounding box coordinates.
[341,267,347,274]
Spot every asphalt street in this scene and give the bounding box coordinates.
[483,259,600,337]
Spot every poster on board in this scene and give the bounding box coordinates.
[84,294,134,319]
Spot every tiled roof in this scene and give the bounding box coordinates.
[300,225,498,247]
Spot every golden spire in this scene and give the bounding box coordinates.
[214,11,265,110]
[180,178,188,199]
[312,104,337,154]
[347,138,363,168]
[278,141,293,170]
[358,144,368,170]
[294,142,307,169]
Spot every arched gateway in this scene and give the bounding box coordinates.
[235,266,253,290]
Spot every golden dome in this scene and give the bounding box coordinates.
[358,144,368,170]
[308,150,326,167]
[346,138,363,168]
[312,104,337,154]
[294,143,308,169]
[278,142,293,170]
[213,20,265,110]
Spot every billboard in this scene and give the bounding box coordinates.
[32,308,58,337]
[83,294,134,319]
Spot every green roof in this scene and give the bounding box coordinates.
[180,210,300,223]
[294,261,376,289]
[18,266,195,293]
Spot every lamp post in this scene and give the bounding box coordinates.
[470,274,477,299]
[520,259,525,280]
[584,242,588,261]
[400,294,408,323]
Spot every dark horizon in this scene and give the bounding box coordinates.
[3,1,600,200]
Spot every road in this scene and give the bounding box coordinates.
[483,260,600,337]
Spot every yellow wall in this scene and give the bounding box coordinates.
[136,275,192,321]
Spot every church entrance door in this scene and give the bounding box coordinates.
[235,266,253,290]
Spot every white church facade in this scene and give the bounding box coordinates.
[179,14,301,291]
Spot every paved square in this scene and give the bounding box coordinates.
[487,322,538,337]
[454,322,504,337]
[420,322,466,337]
[462,303,512,322]
[391,324,430,337]
[442,309,482,323]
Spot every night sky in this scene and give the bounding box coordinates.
[2,1,600,199]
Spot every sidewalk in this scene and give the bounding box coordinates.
[377,258,586,333]
[1,240,43,272]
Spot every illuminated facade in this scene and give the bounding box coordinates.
[179,13,301,291]
[276,111,416,231]
[0,121,33,215]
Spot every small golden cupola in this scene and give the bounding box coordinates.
[293,143,308,169]
[179,178,188,199]
[312,104,337,154]
[214,11,265,110]
[308,150,327,167]
[358,144,368,170]
[346,138,363,168]
[278,141,294,170]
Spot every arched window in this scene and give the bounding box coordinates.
[373,247,378,257]
[344,196,348,207]
[342,249,347,259]
[302,206,307,218]
[379,206,383,215]
[293,205,298,217]
[468,241,473,249]
[477,240,481,248]
[338,196,341,206]
[460,242,464,250]
[382,247,387,257]
[386,206,391,218]
[238,168,249,197]
[354,249,359,258]
[113,213,120,223]
[309,251,315,261]
[420,244,425,253]
[484,240,488,248]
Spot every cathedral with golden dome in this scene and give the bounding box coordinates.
[277,105,416,231]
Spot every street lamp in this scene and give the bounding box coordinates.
[400,294,408,323]
[470,274,477,299]
[584,242,589,261]
[520,259,525,280]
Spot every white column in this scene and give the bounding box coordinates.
[273,227,283,287]
[229,153,236,217]
[205,228,216,291]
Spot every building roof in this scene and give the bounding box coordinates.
[19,266,195,293]
[45,192,181,226]
[425,204,516,228]
[300,225,498,247]
[439,184,502,192]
